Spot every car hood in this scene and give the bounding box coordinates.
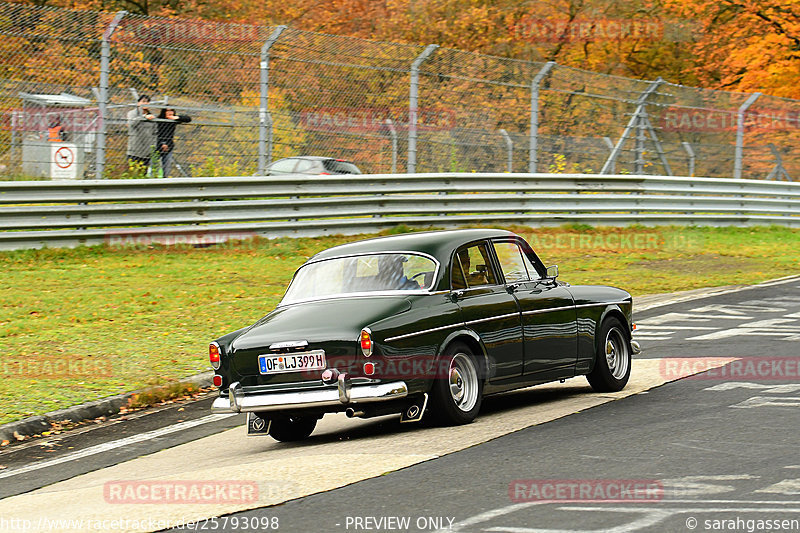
[231,295,413,351]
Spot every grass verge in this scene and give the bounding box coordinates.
[1,224,798,425]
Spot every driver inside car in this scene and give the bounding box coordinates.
[377,255,419,290]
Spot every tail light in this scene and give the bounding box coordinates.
[212,375,223,387]
[209,342,221,369]
[363,362,375,376]
[360,328,373,357]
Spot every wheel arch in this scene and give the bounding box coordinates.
[590,305,630,373]
[437,328,491,381]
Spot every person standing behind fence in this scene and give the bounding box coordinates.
[156,107,191,178]
[126,94,156,176]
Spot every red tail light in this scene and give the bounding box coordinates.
[212,375,223,387]
[360,328,373,357]
[363,362,375,376]
[209,342,221,369]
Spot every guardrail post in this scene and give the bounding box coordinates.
[385,119,398,173]
[601,78,664,175]
[96,11,127,179]
[529,61,555,173]
[734,92,761,179]
[682,142,696,177]
[408,44,439,174]
[499,129,513,172]
[258,25,287,175]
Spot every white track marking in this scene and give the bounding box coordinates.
[443,500,800,533]
[0,413,236,480]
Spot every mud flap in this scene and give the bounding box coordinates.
[400,393,428,423]
[246,412,272,436]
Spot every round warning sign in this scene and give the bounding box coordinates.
[50,143,79,179]
[54,146,74,168]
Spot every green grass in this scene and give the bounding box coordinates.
[1,225,798,426]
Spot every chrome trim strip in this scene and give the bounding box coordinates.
[385,323,462,343]
[465,312,520,326]
[210,381,408,413]
[520,304,574,316]
[269,340,308,351]
[574,301,628,309]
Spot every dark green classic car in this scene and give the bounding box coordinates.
[210,229,640,442]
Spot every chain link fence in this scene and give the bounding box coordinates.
[1,2,797,180]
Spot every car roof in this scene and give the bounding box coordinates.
[309,228,518,263]
[274,156,346,162]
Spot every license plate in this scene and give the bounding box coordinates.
[258,350,326,375]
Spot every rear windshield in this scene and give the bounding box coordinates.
[281,253,437,305]
[322,160,361,174]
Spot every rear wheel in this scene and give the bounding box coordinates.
[587,317,631,392]
[429,342,484,425]
[269,416,317,442]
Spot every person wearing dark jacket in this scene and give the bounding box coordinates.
[156,108,191,178]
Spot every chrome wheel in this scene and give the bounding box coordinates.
[605,326,629,380]
[448,353,479,413]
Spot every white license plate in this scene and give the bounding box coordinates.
[258,350,326,375]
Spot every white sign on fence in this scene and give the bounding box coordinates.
[50,144,78,180]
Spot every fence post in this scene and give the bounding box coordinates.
[499,129,513,172]
[602,137,615,173]
[408,44,438,174]
[529,61,555,173]
[766,143,791,181]
[682,141,695,177]
[601,78,663,175]
[385,119,398,174]
[734,92,761,179]
[258,25,287,175]
[96,10,127,179]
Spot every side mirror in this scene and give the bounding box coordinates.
[546,265,559,279]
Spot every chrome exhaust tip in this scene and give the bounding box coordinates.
[345,408,365,418]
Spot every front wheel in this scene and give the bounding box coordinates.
[587,317,632,392]
[429,342,484,425]
[269,416,317,442]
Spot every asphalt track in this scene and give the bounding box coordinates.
[1,276,798,533]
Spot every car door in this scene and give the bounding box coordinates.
[492,239,577,378]
[451,241,524,380]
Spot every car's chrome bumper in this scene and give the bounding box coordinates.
[211,376,409,414]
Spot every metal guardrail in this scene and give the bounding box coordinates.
[0,174,798,250]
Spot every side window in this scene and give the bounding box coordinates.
[293,159,315,174]
[451,243,498,289]
[493,241,530,283]
[518,241,543,280]
[267,158,297,174]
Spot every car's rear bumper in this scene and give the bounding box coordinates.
[211,376,409,414]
